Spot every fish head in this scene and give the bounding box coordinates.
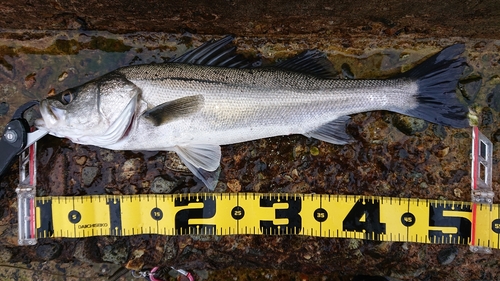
[35,72,141,146]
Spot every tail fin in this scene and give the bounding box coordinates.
[397,44,469,128]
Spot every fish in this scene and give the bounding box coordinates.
[35,36,470,190]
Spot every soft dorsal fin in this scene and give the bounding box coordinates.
[142,95,204,126]
[170,35,259,68]
[275,50,338,79]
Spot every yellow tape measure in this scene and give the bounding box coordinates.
[33,193,500,248]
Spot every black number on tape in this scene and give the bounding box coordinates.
[314,208,328,222]
[231,206,245,220]
[401,212,416,227]
[259,196,302,235]
[174,196,216,235]
[492,219,500,234]
[342,199,386,239]
[68,210,81,224]
[429,203,471,244]
[151,207,163,221]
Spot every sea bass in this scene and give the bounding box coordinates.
[35,36,469,190]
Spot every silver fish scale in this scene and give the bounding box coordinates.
[113,63,417,148]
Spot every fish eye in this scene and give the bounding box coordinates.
[61,91,73,104]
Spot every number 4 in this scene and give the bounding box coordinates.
[342,199,386,239]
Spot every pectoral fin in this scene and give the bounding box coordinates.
[304,116,353,144]
[142,95,204,126]
[173,144,221,190]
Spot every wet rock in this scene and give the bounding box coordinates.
[437,246,458,265]
[58,71,69,81]
[73,238,102,263]
[35,242,62,261]
[102,240,129,264]
[99,149,115,162]
[392,115,428,136]
[165,151,190,172]
[432,145,449,158]
[82,166,99,186]
[0,247,12,262]
[310,146,319,156]
[151,176,176,193]
[0,102,8,116]
[227,179,241,192]
[459,76,482,103]
[121,158,141,180]
[453,132,470,139]
[74,155,87,165]
[24,73,36,89]
[162,237,177,262]
[488,84,500,112]
[293,144,305,159]
[432,124,447,139]
[493,129,500,143]
[193,269,209,280]
[481,107,493,126]
[352,276,389,281]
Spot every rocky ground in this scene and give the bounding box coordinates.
[0,1,499,280]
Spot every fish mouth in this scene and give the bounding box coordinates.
[35,100,65,129]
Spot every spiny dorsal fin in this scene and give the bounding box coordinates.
[275,50,338,79]
[170,35,260,68]
[142,95,204,126]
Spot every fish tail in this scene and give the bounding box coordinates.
[398,44,470,128]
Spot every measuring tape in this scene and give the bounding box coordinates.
[14,127,496,252]
[30,193,499,249]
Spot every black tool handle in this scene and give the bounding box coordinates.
[0,119,29,179]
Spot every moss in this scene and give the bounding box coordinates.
[86,36,132,53]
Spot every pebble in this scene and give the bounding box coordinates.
[102,240,129,264]
[481,107,493,126]
[493,129,500,143]
[82,166,99,186]
[488,84,500,111]
[35,242,62,261]
[193,269,209,280]
[58,71,69,81]
[99,149,114,162]
[0,247,12,262]
[73,239,101,264]
[0,102,8,116]
[392,115,428,136]
[227,179,242,192]
[151,176,176,193]
[24,73,36,89]
[434,146,449,158]
[437,246,458,265]
[121,158,141,179]
[459,76,481,102]
[432,125,447,139]
[74,155,87,165]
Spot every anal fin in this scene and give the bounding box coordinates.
[304,116,353,144]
